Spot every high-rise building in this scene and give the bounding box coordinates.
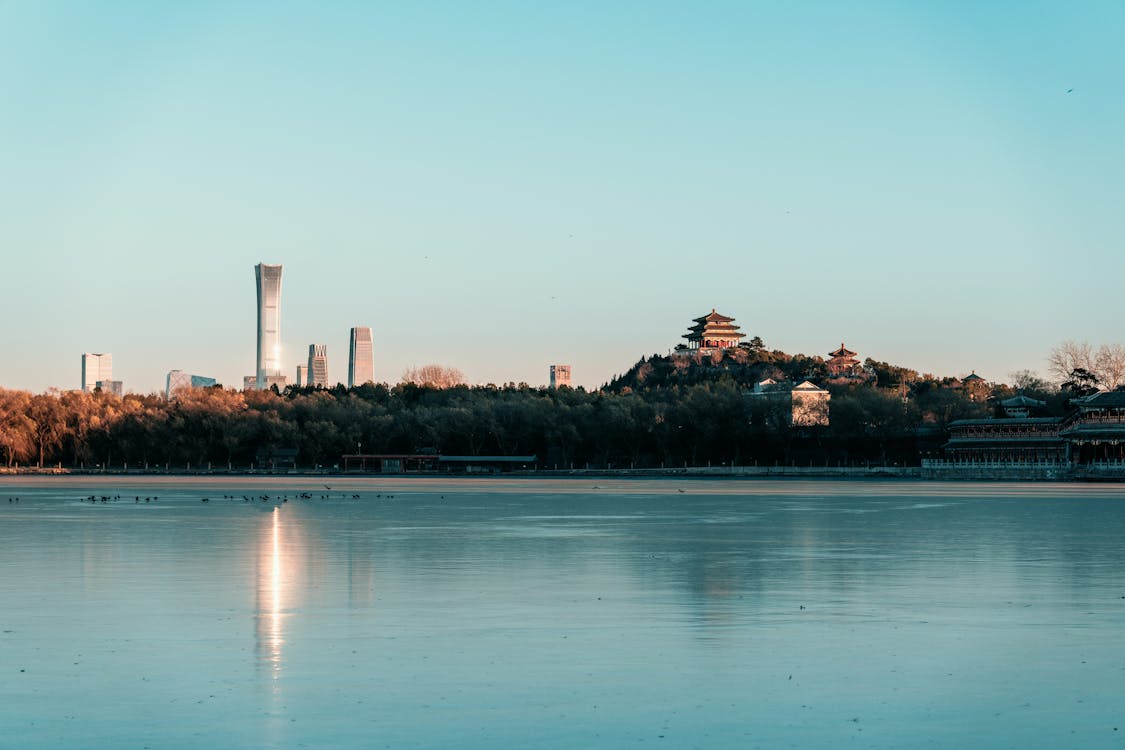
[308,344,328,388]
[295,365,308,387]
[81,353,112,392]
[550,364,572,389]
[255,263,283,390]
[348,327,374,388]
[166,370,217,399]
[243,375,258,392]
[96,380,124,397]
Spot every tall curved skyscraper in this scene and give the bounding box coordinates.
[255,263,283,389]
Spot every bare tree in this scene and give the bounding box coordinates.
[1094,344,1125,389]
[401,364,466,389]
[1048,340,1125,389]
[1047,340,1094,383]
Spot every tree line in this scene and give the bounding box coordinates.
[0,342,1110,471]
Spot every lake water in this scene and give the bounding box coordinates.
[1,477,1123,749]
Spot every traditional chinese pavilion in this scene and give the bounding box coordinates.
[826,343,862,377]
[681,310,745,352]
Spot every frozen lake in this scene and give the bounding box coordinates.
[1,477,1124,749]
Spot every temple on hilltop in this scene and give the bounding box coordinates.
[826,343,862,377]
[678,310,745,353]
[823,342,875,385]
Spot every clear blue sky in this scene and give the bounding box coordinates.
[2,1,1122,393]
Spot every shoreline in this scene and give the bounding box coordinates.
[2,465,1122,482]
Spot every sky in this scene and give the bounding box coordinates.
[2,1,1123,394]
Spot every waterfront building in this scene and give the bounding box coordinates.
[81,353,112,393]
[255,263,283,390]
[308,344,329,388]
[166,371,217,399]
[941,390,1125,467]
[295,365,308,387]
[1000,393,1047,419]
[677,310,745,353]
[1059,390,1125,464]
[550,364,572,389]
[96,380,123,397]
[348,327,374,388]
[942,418,1066,465]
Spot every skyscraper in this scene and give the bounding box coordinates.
[308,344,328,388]
[81,353,112,392]
[255,263,283,390]
[96,380,124,397]
[550,364,572,388]
[295,365,307,388]
[348,327,374,388]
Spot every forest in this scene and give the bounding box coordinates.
[4,342,1082,472]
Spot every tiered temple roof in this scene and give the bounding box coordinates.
[682,309,745,351]
[826,343,862,377]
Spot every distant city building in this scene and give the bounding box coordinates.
[295,365,308,387]
[348,327,374,388]
[255,263,283,390]
[81,353,112,392]
[166,370,217,399]
[308,344,328,388]
[676,310,745,354]
[95,380,123,397]
[243,375,257,392]
[550,364,572,388]
[261,374,288,391]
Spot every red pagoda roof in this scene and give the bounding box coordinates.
[692,309,737,324]
[828,343,857,359]
[682,309,745,344]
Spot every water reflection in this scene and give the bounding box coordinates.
[255,506,307,684]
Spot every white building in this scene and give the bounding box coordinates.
[749,379,830,427]
[295,365,308,387]
[255,263,283,390]
[81,353,112,393]
[791,381,830,426]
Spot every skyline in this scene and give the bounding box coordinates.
[2,3,1123,394]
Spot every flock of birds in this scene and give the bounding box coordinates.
[74,485,398,505]
[1,486,449,506]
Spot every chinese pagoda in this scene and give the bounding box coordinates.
[681,310,745,352]
[826,343,862,377]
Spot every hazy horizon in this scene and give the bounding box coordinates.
[3,3,1122,393]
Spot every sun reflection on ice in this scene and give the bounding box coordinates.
[257,506,289,684]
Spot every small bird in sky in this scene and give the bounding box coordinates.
[1066,88,1074,93]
